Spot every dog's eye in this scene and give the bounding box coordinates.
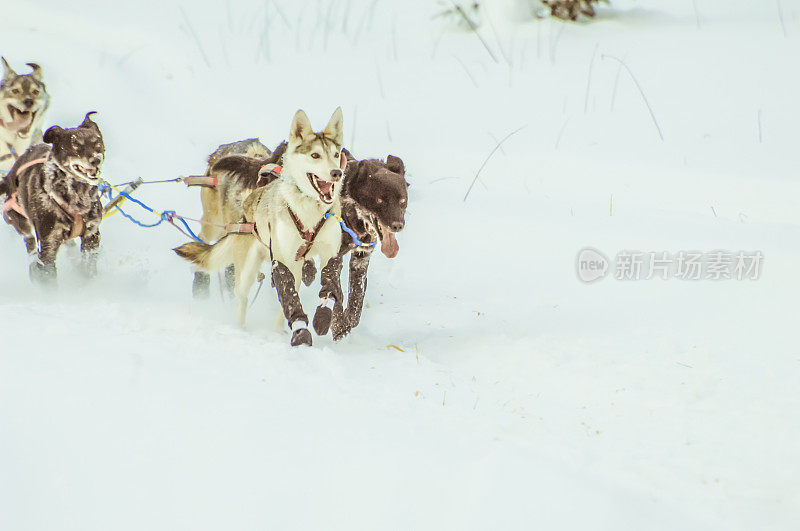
[32,90,39,96]
[334,152,340,158]
[310,153,321,159]
[11,88,20,94]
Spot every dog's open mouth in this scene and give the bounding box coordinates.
[71,163,98,179]
[373,217,400,258]
[307,172,335,204]
[6,105,36,134]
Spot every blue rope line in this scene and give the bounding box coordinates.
[100,182,205,243]
[172,214,205,243]
[112,204,166,227]
[324,213,376,248]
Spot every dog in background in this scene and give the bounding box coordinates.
[0,58,50,173]
[191,137,276,298]
[175,109,346,346]
[0,113,105,283]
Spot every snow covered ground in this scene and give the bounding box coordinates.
[1,0,799,529]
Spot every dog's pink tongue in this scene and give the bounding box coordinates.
[379,224,399,258]
[317,180,333,195]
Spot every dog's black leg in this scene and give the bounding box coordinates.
[224,264,236,294]
[313,256,343,336]
[30,220,65,285]
[333,248,372,340]
[192,271,211,299]
[302,259,317,287]
[272,260,311,347]
[79,222,101,278]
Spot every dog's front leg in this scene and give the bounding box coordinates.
[30,215,66,285]
[313,256,343,336]
[341,248,372,336]
[272,260,312,347]
[79,212,101,278]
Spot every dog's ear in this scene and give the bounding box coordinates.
[26,63,43,82]
[289,109,313,142]
[323,107,344,145]
[386,155,405,175]
[2,57,16,83]
[43,125,64,144]
[80,111,100,132]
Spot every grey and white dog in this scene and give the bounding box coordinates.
[0,113,105,284]
[0,58,50,173]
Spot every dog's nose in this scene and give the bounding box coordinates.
[89,156,101,167]
[330,169,342,181]
[23,98,34,108]
[390,221,404,232]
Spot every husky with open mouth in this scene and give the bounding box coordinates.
[0,58,50,173]
[174,108,346,347]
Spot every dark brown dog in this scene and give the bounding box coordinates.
[315,150,409,339]
[0,112,105,284]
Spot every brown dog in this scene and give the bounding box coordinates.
[0,113,105,284]
[321,150,409,339]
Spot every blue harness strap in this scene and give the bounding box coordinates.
[324,213,376,248]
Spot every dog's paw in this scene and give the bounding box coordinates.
[313,305,333,336]
[80,255,98,278]
[332,324,351,341]
[290,326,313,347]
[29,261,56,286]
[302,260,316,286]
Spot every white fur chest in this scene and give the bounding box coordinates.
[0,129,33,172]
[259,180,342,266]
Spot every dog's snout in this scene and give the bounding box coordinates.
[89,156,101,167]
[390,221,404,232]
[22,98,34,108]
[330,169,342,181]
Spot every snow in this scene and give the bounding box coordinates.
[2,0,799,529]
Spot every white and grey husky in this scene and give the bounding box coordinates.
[0,58,50,173]
[175,108,347,347]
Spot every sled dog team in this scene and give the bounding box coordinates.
[0,58,409,347]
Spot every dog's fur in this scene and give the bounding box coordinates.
[174,109,346,346]
[326,150,408,339]
[0,58,50,173]
[1,113,105,283]
[190,138,277,297]
[183,138,409,341]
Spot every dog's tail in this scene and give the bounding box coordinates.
[173,235,235,271]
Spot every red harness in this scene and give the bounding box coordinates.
[184,164,283,189]
[3,157,86,239]
[288,206,330,261]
